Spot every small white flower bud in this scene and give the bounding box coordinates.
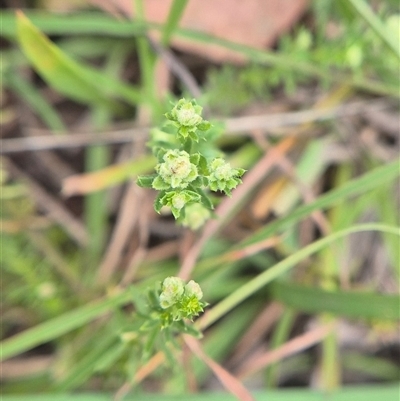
[159,276,184,309]
[185,280,203,300]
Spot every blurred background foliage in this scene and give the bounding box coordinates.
[0,0,399,400]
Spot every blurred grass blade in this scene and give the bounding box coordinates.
[55,331,118,391]
[134,0,158,115]
[3,10,396,97]
[342,352,400,381]
[238,160,400,249]
[270,282,400,321]
[0,11,149,38]
[0,289,131,361]
[199,224,400,331]
[348,0,400,60]
[5,72,66,132]
[161,0,189,46]
[16,11,141,106]
[62,155,156,196]
[0,386,399,400]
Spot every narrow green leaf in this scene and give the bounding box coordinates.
[194,187,214,210]
[0,386,400,400]
[5,72,66,132]
[161,0,190,46]
[238,160,400,249]
[0,289,131,361]
[199,224,400,331]
[16,11,141,107]
[137,175,156,188]
[55,332,117,391]
[270,281,400,321]
[154,190,166,213]
[2,11,396,97]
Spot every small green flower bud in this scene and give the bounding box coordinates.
[155,149,198,189]
[208,158,245,196]
[171,192,186,210]
[296,28,312,51]
[179,295,205,319]
[181,203,211,230]
[159,276,184,309]
[167,99,203,127]
[175,103,202,127]
[165,99,211,142]
[345,44,363,69]
[159,190,201,219]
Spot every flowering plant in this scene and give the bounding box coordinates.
[137,98,245,229]
[130,277,207,360]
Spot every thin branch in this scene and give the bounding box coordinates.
[0,99,390,153]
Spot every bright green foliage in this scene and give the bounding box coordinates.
[154,149,199,189]
[165,98,211,142]
[208,158,246,196]
[159,277,206,322]
[134,277,208,360]
[137,98,245,229]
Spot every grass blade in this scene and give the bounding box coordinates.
[199,224,400,330]
[16,11,141,107]
[161,0,190,46]
[5,73,66,132]
[270,281,400,321]
[238,160,400,249]
[348,0,400,60]
[3,11,396,97]
[0,289,131,361]
[0,386,399,400]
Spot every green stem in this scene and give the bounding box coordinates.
[183,138,193,153]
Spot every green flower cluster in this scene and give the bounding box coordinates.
[208,158,245,195]
[153,149,198,189]
[159,276,207,324]
[165,98,211,142]
[137,98,245,228]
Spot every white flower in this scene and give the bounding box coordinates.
[159,276,184,309]
[185,280,203,300]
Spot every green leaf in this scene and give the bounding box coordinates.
[0,289,131,361]
[2,10,396,97]
[194,187,214,210]
[55,332,117,391]
[198,121,212,131]
[200,224,400,331]
[137,175,156,188]
[1,386,400,400]
[270,281,400,321]
[5,72,66,132]
[152,176,170,190]
[238,160,400,249]
[189,176,204,188]
[143,326,159,361]
[197,154,210,176]
[190,153,200,165]
[154,191,166,213]
[16,11,141,107]
[161,0,190,46]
